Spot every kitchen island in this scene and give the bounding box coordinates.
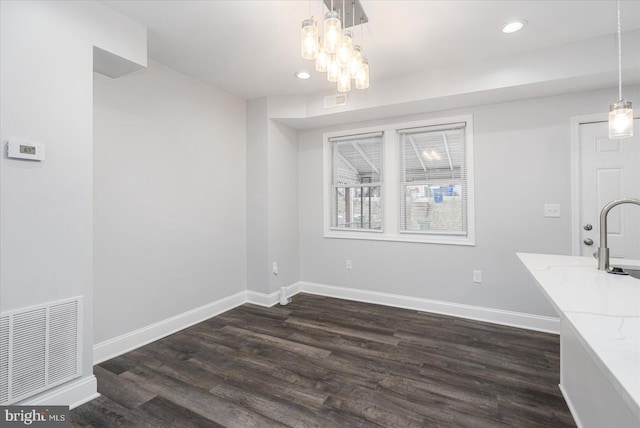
[518,253,639,428]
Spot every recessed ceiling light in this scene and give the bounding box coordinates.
[502,20,527,34]
[295,71,311,80]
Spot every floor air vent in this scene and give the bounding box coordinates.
[0,297,82,405]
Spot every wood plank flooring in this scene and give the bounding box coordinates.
[71,293,576,427]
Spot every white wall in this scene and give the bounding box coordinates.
[93,59,246,343]
[0,0,145,404]
[246,99,270,294]
[298,87,640,318]
[267,119,299,293]
[246,99,299,295]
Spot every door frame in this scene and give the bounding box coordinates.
[570,112,640,256]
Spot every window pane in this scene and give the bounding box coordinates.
[335,186,382,230]
[402,184,464,233]
[401,127,465,182]
[332,132,383,230]
[399,123,467,235]
[333,135,382,185]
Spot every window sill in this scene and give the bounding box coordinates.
[324,230,475,246]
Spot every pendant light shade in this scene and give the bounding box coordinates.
[609,100,634,139]
[315,37,329,72]
[347,45,362,78]
[301,18,318,60]
[327,54,340,82]
[337,68,351,92]
[336,30,353,67]
[356,57,369,89]
[323,10,341,54]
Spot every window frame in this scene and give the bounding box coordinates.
[323,115,475,246]
[325,129,385,235]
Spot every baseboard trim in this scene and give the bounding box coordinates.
[297,281,560,334]
[246,283,302,307]
[93,281,559,367]
[20,375,99,409]
[93,291,246,364]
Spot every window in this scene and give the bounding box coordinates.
[399,123,469,236]
[323,115,474,245]
[330,132,383,231]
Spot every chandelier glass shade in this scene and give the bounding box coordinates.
[323,11,341,54]
[315,38,329,72]
[327,55,340,82]
[336,30,353,67]
[300,1,369,93]
[347,45,361,78]
[301,18,318,60]
[355,57,369,89]
[609,100,634,139]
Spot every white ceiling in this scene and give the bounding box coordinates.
[102,0,640,100]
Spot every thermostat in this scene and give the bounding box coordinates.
[7,140,45,161]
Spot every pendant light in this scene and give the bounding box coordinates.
[327,54,340,82]
[300,0,370,92]
[356,57,369,89]
[315,37,329,72]
[337,68,352,92]
[337,30,353,67]
[609,0,634,139]
[323,0,341,54]
[347,1,361,78]
[336,1,352,67]
[301,17,318,60]
[355,15,369,89]
[348,45,362,78]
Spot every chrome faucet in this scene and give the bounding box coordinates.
[597,198,640,271]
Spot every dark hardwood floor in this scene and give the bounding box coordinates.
[71,293,576,427]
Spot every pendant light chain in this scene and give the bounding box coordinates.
[360,17,364,52]
[617,0,622,101]
[343,0,346,28]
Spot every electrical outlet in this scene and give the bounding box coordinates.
[346,259,352,270]
[272,262,278,275]
[544,204,561,218]
[473,270,482,283]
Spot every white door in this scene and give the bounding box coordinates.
[578,119,640,258]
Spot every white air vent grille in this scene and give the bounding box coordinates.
[324,93,348,108]
[0,316,9,404]
[0,297,82,405]
[49,301,79,384]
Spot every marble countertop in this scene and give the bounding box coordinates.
[517,253,640,411]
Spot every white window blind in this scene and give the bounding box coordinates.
[331,132,383,230]
[399,122,468,235]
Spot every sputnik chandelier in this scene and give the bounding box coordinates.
[301,0,370,92]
